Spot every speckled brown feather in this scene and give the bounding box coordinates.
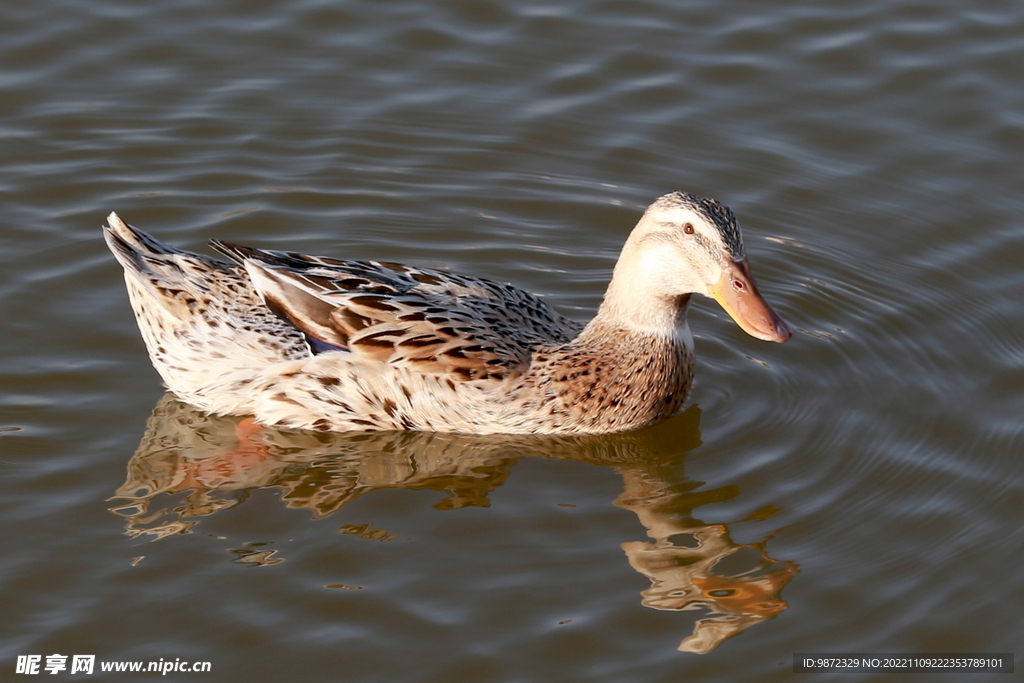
[103,215,308,415]
[211,240,582,382]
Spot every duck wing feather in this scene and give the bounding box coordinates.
[210,241,583,382]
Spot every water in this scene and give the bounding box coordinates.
[2,0,1023,680]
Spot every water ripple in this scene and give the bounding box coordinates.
[3,0,1024,678]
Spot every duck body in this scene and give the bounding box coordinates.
[105,192,790,435]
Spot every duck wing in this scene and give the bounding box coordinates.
[210,241,583,382]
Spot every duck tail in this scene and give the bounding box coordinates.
[103,212,233,276]
[103,210,239,286]
[104,212,175,267]
[102,213,307,413]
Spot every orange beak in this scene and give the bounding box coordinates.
[710,258,792,342]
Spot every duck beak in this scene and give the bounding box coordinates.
[710,258,792,342]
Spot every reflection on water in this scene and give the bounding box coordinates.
[110,394,797,653]
[615,463,797,653]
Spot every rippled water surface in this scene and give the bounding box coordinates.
[3,0,1023,681]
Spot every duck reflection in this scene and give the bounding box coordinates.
[110,394,797,653]
[613,458,797,653]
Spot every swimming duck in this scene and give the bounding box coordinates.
[104,192,790,434]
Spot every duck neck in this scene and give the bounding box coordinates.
[581,232,705,338]
[579,277,694,345]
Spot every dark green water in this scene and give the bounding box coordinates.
[2,1,1022,681]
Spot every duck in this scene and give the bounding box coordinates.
[104,192,791,435]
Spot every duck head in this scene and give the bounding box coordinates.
[600,191,792,342]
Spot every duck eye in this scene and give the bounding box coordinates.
[683,223,695,235]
